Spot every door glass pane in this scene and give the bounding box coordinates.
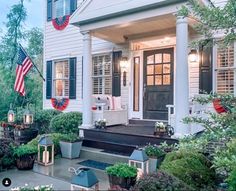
[133,57,140,111]
[155,54,162,63]
[163,75,171,85]
[163,64,171,74]
[147,65,154,75]
[155,75,162,85]
[147,76,154,86]
[155,65,162,74]
[147,55,154,64]
[163,53,171,63]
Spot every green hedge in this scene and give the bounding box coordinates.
[49,112,82,134]
[35,109,62,134]
[160,150,216,190]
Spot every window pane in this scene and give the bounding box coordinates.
[105,77,112,94]
[55,63,63,78]
[217,70,234,93]
[155,65,162,74]
[147,65,154,75]
[147,55,154,64]
[64,61,69,78]
[163,75,171,85]
[55,80,63,96]
[163,53,171,63]
[155,54,162,63]
[155,75,162,85]
[217,44,234,68]
[54,0,70,18]
[147,76,154,86]
[64,80,69,96]
[163,64,171,74]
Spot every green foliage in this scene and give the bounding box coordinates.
[50,112,82,134]
[35,109,62,134]
[183,0,236,45]
[13,144,38,158]
[133,171,194,191]
[227,168,236,191]
[144,144,165,158]
[0,139,16,168]
[60,133,82,143]
[106,163,137,178]
[160,150,216,190]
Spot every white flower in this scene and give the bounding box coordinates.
[25,184,28,187]
[34,186,40,190]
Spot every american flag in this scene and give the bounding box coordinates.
[14,46,33,96]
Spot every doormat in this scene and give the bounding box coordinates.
[77,160,112,171]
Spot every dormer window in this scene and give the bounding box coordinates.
[54,0,70,18]
[47,0,77,21]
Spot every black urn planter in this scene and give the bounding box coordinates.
[108,175,136,190]
[16,154,36,170]
[14,128,38,144]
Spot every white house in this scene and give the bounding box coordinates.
[43,0,235,136]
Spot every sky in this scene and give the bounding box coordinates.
[0,0,43,31]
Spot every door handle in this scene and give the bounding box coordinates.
[143,84,147,98]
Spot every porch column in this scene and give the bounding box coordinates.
[175,16,190,136]
[82,32,93,129]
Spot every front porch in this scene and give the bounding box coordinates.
[70,0,200,136]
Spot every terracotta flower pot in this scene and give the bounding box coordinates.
[16,154,36,170]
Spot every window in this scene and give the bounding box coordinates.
[53,60,69,97]
[54,0,70,18]
[92,54,112,95]
[216,43,235,94]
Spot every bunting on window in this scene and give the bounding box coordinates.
[51,98,69,111]
[213,99,228,114]
[52,15,70,30]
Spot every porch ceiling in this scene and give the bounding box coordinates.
[91,14,196,44]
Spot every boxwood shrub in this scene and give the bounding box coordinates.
[133,171,194,191]
[49,112,82,134]
[160,150,216,190]
[35,109,62,134]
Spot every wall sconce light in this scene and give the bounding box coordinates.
[188,49,199,63]
[120,57,128,87]
[8,103,15,123]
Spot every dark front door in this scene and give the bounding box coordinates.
[143,48,174,120]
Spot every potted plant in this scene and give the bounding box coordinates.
[59,133,83,159]
[106,163,137,190]
[95,119,107,129]
[154,122,166,137]
[144,144,166,173]
[13,144,38,170]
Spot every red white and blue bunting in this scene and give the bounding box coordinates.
[51,98,69,111]
[52,15,70,31]
[213,99,228,114]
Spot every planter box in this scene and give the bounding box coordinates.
[149,156,165,173]
[108,175,136,190]
[60,140,82,159]
[16,154,36,170]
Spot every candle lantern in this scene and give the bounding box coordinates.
[129,149,149,178]
[38,136,54,166]
[23,105,33,125]
[69,167,99,191]
[7,103,15,123]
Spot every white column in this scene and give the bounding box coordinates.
[82,32,93,129]
[175,16,190,136]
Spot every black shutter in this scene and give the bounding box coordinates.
[46,60,52,99]
[69,57,77,99]
[112,51,122,96]
[70,0,77,14]
[47,0,52,21]
[199,42,213,94]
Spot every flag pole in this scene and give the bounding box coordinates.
[19,44,45,82]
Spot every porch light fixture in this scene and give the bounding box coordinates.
[120,57,128,69]
[23,104,34,125]
[188,49,199,63]
[7,103,15,123]
[120,57,128,86]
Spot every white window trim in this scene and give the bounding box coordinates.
[92,53,112,95]
[52,58,70,98]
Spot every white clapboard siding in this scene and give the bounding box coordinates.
[189,61,200,98]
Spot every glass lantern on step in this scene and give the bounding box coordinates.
[129,149,149,179]
[69,167,99,191]
[38,136,54,166]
